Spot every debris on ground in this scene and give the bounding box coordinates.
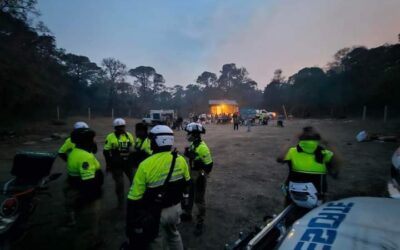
[356,130,399,142]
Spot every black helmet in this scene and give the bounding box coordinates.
[135,122,148,133]
[185,122,206,135]
[299,126,321,140]
[71,128,96,148]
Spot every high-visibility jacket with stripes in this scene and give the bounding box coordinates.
[188,140,213,172]
[128,151,190,207]
[67,148,101,180]
[58,137,75,155]
[134,137,152,156]
[284,140,333,175]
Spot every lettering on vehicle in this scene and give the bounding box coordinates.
[294,202,354,250]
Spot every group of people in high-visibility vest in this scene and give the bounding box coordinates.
[58,117,339,250]
[58,119,214,249]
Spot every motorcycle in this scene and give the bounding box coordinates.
[225,182,323,250]
[0,151,61,249]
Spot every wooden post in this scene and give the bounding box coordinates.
[111,108,114,120]
[56,106,60,121]
[362,106,367,121]
[88,107,91,120]
[384,105,388,123]
[282,105,288,119]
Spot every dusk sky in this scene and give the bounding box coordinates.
[37,0,400,88]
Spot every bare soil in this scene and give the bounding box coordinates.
[0,117,398,250]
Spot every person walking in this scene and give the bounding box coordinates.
[64,128,104,249]
[103,118,135,208]
[132,122,152,170]
[181,122,213,236]
[125,125,191,250]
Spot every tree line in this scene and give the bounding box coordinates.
[1,0,399,123]
[264,44,400,117]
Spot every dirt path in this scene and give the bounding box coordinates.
[0,118,398,250]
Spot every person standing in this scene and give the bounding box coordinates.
[233,113,239,131]
[64,128,104,248]
[103,118,135,208]
[176,116,183,131]
[125,125,190,250]
[277,114,285,127]
[58,121,93,161]
[181,122,213,236]
[246,118,252,132]
[132,122,152,170]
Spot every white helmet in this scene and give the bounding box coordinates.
[113,118,126,127]
[288,182,321,209]
[73,121,89,130]
[185,122,206,134]
[150,125,174,147]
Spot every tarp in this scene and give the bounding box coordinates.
[240,108,257,119]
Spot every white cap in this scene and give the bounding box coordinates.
[113,118,126,127]
[150,125,174,147]
[73,121,89,130]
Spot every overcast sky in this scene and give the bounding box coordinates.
[38,0,400,88]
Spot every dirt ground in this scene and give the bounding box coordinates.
[0,117,398,250]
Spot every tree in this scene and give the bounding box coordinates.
[196,71,217,88]
[129,66,166,96]
[217,63,238,91]
[101,58,127,110]
[263,69,289,111]
[153,73,165,95]
[129,66,156,97]
[128,66,166,114]
[62,53,102,86]
[102,58,127,83]
[0,0,38,21]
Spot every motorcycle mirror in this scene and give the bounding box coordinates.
[48,173,62,181]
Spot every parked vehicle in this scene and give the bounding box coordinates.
[142,110,176,126]
[227,152,400,250]
[227,195,400,250]
[0,151,61,249]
